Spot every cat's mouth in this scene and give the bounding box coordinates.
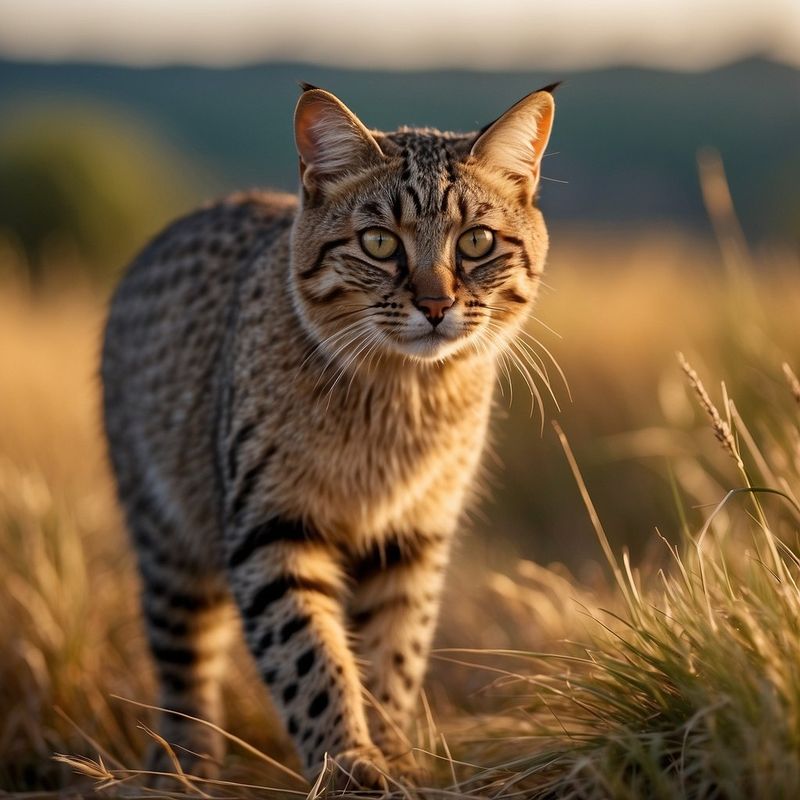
[389,327,468,360]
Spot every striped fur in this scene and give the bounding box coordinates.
[101,86,556,788]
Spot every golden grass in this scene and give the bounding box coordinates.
[2,170,800,795]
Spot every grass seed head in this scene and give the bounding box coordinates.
[678,352,743,469]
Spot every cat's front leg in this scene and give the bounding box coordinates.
[225,513,386,788]
[349,529,452,779]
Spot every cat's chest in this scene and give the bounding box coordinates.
[330,361,490,452]
[277,360,494,535]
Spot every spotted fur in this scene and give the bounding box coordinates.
[101,85,556,788]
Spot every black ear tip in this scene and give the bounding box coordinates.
[299,81,321,93]
[538,81,563,95]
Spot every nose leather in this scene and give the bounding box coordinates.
[416,295,455,326]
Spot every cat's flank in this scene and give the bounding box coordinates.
[101,84,556,789]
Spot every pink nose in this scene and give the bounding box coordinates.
[416,295,455,326]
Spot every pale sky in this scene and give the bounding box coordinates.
[1,0,799,71]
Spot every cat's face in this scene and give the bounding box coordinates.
[290,87,555,365]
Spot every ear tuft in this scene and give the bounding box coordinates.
[471,89,556,199]
[537,80,563,95]
[294,89,383,195]
[298,81,320,93]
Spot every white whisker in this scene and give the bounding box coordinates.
[298,316,369,374]
[516,326,571,401]
[480,321,545,426]
[343,330,384,401]
[526,313,563,340]
[323,329,378,409]
[484,319,555,408]
[313,324,372,394]
[511,338,559,414]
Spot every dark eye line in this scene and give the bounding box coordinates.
[497,232,524,248]
[466,251,514,281]
[343,252,398,274]
[300,236,351,281]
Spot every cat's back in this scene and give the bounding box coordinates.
[101,190,296,539]
[103,190,296,417]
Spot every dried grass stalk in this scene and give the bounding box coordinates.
[678,352,743,469]
[783,362,800,406]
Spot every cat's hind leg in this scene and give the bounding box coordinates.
[129,495,235,784]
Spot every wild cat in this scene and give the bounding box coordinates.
[101,83,556,789]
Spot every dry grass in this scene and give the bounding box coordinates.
[2,162,800,796]
[456,371,800,800]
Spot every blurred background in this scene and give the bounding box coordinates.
[1,0,799,789]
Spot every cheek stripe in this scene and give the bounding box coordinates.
[299,237,350,280]
[309,285,350,305]
[501,288,528,305]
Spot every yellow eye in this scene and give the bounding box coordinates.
[360,227,399,260]
[457,227,494,259]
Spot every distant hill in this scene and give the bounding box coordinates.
[1,58,798,240]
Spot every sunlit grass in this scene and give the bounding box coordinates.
[460,374,800,798]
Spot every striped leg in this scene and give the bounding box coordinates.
[225,517,387,787]
[138,562,233,781]
[122,488,234,783]
[349,531,451,776]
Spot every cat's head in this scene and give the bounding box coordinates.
[290,85,556,365]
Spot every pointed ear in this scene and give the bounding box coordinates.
[470,88,556,200]
[294,88,384,195]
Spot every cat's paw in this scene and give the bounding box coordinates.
[329,745,389,792]
[386,749,430,787]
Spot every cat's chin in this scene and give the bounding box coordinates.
[388,330,471,362]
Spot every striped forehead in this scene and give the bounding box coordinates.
[384,131,469,218]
